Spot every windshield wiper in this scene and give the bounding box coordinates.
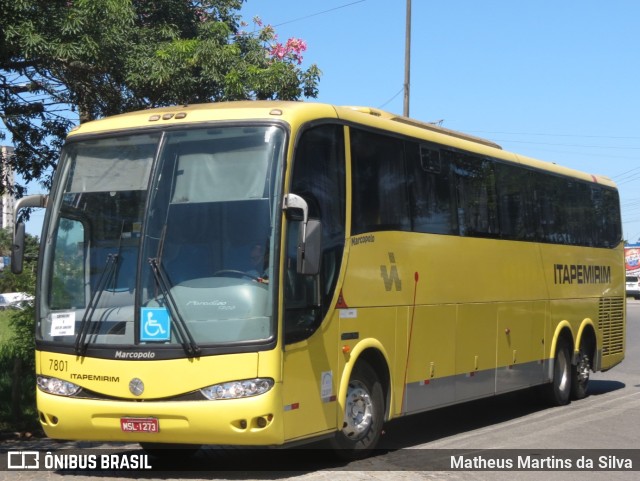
[75,253,119,355]
[148,257,201,358]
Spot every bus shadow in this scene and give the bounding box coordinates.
[59,381,627,480]
[377,380,625,450]
[586,379,626,396]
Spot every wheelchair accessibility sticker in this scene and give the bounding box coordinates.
[140,308,171,341]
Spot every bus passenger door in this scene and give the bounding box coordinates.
[281,123,346,442]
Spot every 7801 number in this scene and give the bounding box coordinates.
[49,359,68,372]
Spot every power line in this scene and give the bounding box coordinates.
[378,87,404,109]
[493,138,640,151]
[612,166,640,180]
[465,129,640,141]
[272,0,367,28]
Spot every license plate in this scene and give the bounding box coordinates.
[120,417,159,433]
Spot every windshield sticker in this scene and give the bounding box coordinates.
[50,312,76,336]
[140,307,171,341]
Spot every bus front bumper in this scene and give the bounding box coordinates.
[36,385,284,446]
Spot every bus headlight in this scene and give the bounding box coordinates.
[200,378,274,400]
[37,375,82,397]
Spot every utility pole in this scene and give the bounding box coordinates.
[403,0,411,117]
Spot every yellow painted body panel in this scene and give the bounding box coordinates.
[405,305,457,382]
[338,231,624,417]
[496,301,546,369]
[281,311,340,441]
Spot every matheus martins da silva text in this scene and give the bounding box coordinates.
[450,454,633,470]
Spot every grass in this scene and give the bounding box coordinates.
[0,309,12,343]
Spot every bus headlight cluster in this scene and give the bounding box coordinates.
[200,378,274,400]
[37,375,82,397]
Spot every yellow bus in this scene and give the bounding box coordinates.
[13,101,625,458]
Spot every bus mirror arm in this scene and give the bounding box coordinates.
[12,194,48,274]
[283,194,322,276]
[283,193,308,223]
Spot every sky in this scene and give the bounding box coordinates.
[19,0,640,242]
[239,0,640,243]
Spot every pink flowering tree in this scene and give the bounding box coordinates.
[229,15,320,100]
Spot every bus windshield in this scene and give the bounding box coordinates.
[39,125,284,354]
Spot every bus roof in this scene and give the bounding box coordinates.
[67,100,617,189]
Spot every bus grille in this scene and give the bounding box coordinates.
[598,297,625,356]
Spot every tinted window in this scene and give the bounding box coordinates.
[348,128,621,248]
[449,151,498,237]
[406,143,456,234]
[351,129,410,234]
[495,162,535,240]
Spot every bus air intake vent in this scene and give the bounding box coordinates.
[598,297,625,356]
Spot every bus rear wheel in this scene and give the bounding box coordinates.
[331,362,384,460]
[545,339,572,406]
[571,345,590,400]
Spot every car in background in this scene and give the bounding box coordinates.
[627,275,640,300]
[0,292,34,310]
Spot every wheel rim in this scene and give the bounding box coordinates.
[342,380,374,440]
[575,353,590,385]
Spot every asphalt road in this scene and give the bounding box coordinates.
[2,300,639,481]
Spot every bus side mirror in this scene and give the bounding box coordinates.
[283,193,322,276]
[298,219,322,275]
[12,194,48,274]
[11,222,25,274]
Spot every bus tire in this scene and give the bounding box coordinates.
[331,361,384,460]
[571,345,590,400]
[545,339,572,406]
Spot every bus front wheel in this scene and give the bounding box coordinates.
[331,361,384,460]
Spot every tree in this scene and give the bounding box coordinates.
[0,0,321,194]
[0,227,38,293]
[0,227,38,430]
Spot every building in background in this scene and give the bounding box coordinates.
[0,145,16,230]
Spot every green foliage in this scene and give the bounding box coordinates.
[1,0,321,193]
[0,228,38,293]
[0,229,39,432]
[0,311,38,432]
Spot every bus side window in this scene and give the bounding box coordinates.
[407,143,456,235]
[495,162,536,241]
[50,217,86,310]
[350,128,410,234]
[451,152,498,237]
